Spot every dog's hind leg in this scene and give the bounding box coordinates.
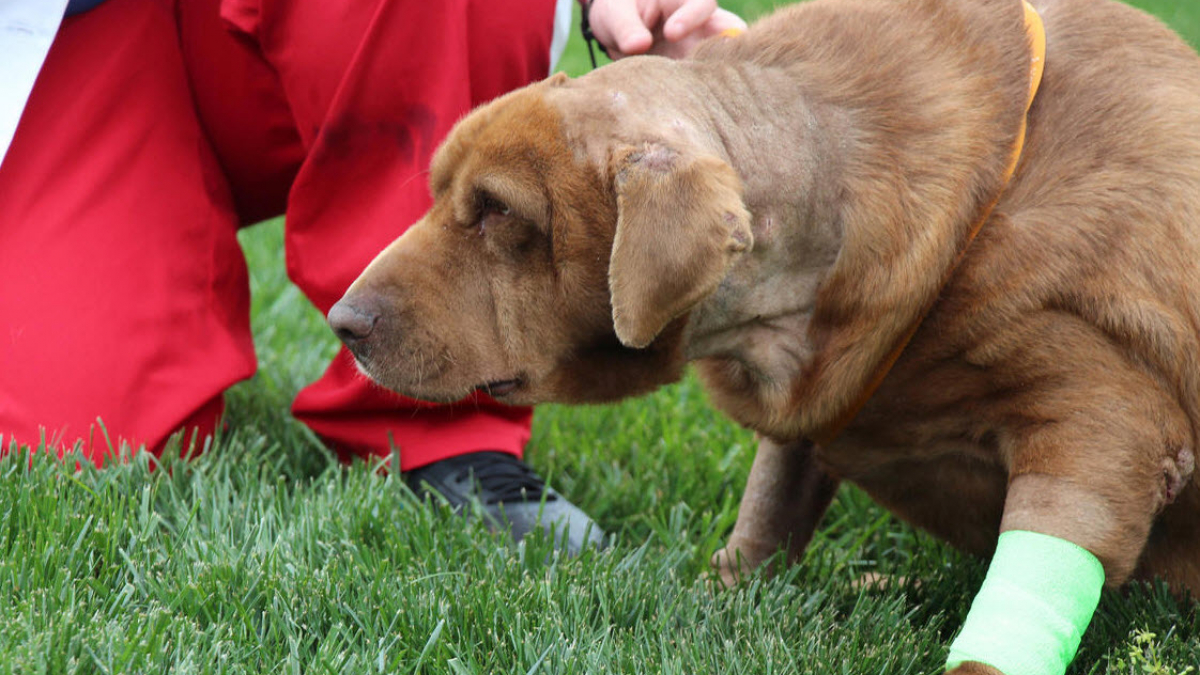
[1134,480,1200,597]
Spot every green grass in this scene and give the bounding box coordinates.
[4,1,1199,672]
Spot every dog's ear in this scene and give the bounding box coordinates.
[609,143,753,348]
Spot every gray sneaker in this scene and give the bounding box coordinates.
[404,451,605,555]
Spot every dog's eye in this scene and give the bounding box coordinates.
[476,193,511,222]
[472,193,510,234]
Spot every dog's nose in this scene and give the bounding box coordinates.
[328,299,379,345]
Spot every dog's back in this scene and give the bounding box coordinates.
[958,0,1200,470]
[943,0,1200,423]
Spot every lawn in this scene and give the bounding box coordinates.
[3,1,1198,673]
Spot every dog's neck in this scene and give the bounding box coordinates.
[677,0,1034,441]
[559,4,1033,437]
[684,45,1029,438]
[674,61,847,377]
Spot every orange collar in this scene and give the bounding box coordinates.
[811,1,1046,446]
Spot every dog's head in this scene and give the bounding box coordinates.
[328,69,752,405]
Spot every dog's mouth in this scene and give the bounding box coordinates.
[354,354,527,402]
[473,377,525,398]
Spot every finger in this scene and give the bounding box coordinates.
[704,8,748,35]
[648,9,748,58]
[661,0,716,42]
[589,0,654,56]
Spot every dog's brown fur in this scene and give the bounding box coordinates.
[334,0,1200,668]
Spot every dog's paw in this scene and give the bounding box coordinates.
[709,543,776,588]
[945,662,1005,675]
[709,546,746,588]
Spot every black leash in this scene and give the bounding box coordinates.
[580,0,610,69]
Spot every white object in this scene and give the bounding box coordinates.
[0,0,69,169]
[549,0,572,72]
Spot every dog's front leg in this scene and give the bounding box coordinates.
[944,447,1172,675]
[711,437,840,586]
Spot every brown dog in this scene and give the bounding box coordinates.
[329,0,1200,670]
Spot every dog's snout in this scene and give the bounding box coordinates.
[328,298,380,346]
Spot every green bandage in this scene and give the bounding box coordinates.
[945,530,1105,675]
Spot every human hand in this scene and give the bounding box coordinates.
[584,0,748,60]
